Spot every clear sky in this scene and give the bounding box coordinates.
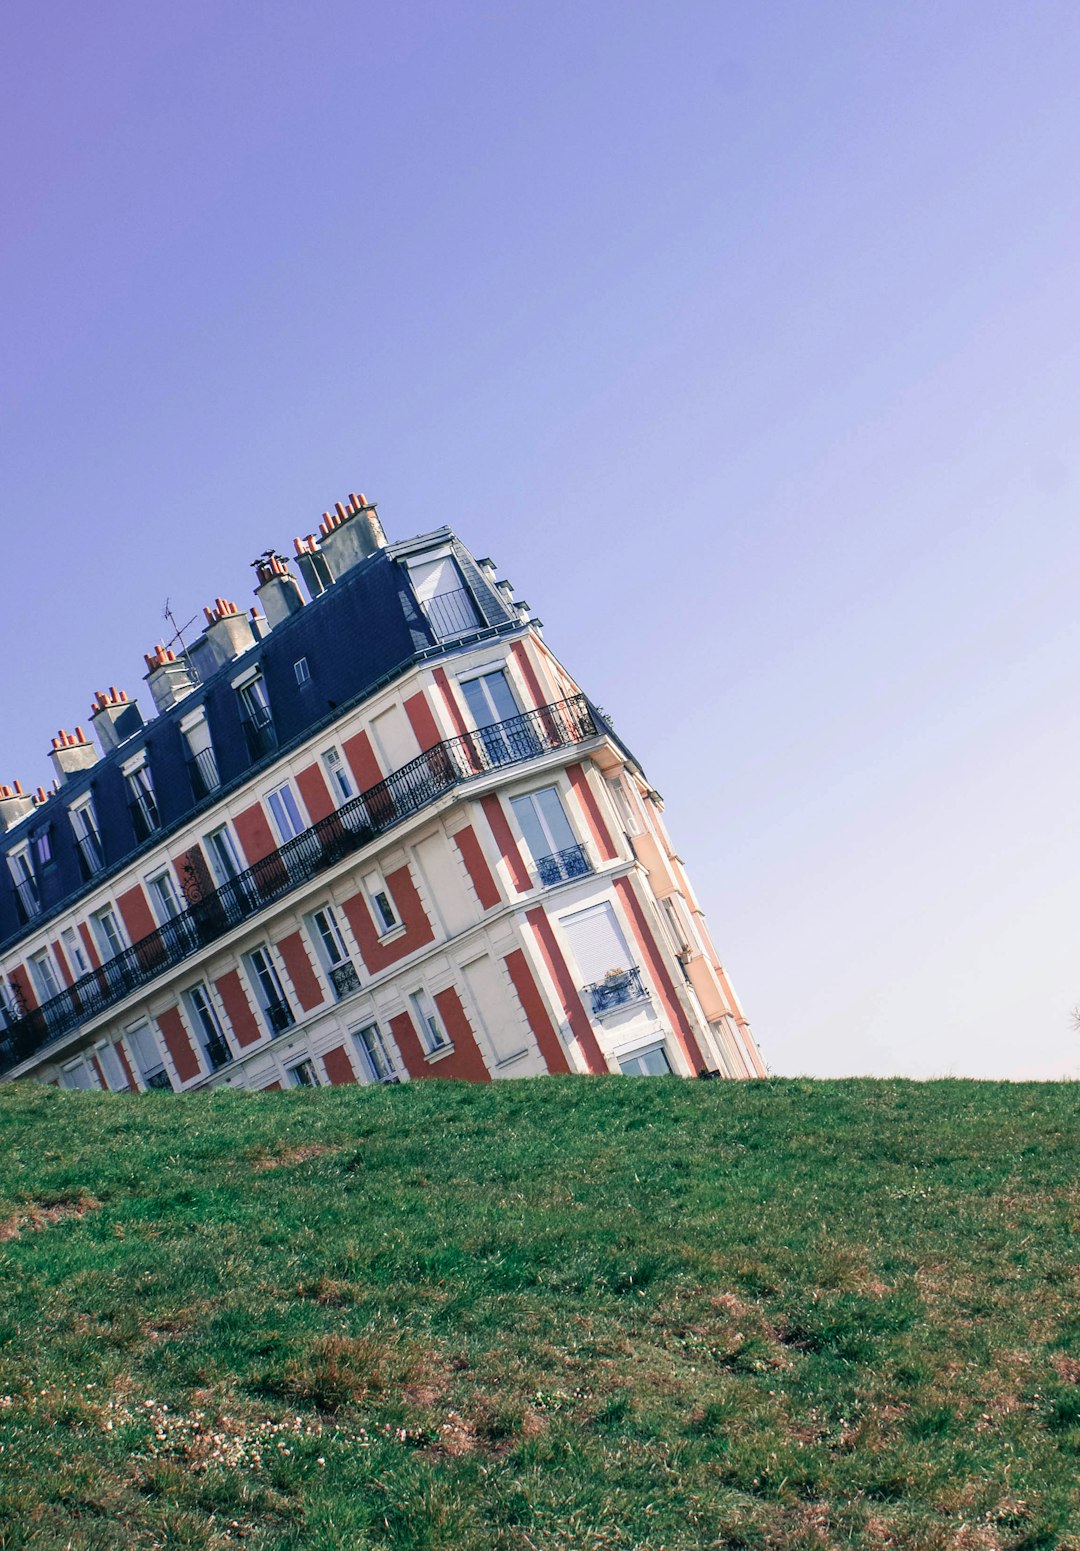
[3,2,1080,1079]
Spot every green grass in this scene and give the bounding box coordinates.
[1,1077,1079,1550]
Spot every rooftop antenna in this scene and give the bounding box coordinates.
[162,598,202,686]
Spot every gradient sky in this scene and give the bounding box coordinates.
[3,2,1080,1078]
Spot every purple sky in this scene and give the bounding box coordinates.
[4,3,1080,1078]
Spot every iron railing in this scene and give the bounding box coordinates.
[536,843,592,887]
[422,589,482,639]
[585,965,649,1017]
[143,1068,173,1091]
[329,961,361,999]
[241,710,277,763]
[128,796,160,844]
[0,695,598,1075]
[264,997,295,1036]
[202,1034,232,1071]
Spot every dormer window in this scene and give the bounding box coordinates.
[409,554,481,639]
[8,846,40,921]
[180,707,220,800]
[70,797,104,878]
[234,670,276,761]
[123,755,160,842]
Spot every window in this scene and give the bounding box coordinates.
[364,871,400,935]
[286,1058,319,1087]
[0,978,19,1028]
[410,555,481,639]
[127,1021,172,1090]
[182,710,220,799]
[8,847,40,920]
[237,675,275,760]
[91,906,126,962]
[183,983,232,1071]
[147,869,182,924]
[353,1022,399,1083]
[32,829,53,871]
[126,762,160,841]
[322,747,355,804]
[59,1058,96,1090]
[70,799,104,877]
[245,946,294,1036]
[510,786,589,885]
[294,657,311,686]
[462,670,537,765]
[206,826,242,885]
[29,950,62,1004]
[409,988,448,1055]
[559,901,647,1016]
[307,905,359,999]
[619,1044,673,1077]
[267,783,305,843]
[96,1042,130,1091]
[61,926,90,978]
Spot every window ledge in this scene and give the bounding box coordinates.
[376,923,407,944]
[423,1042,455,1064]
[494,1047,531,1068]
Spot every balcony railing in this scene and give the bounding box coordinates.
[329,961,361,999]
[536,843,592,887]
[128,797,160,845]
[264,998,295,1037]
[202,1035,232,1071]
[422,588,482,639]
[241,709,277,763]
[0,695,598,1076]
[585,966,649,1017]
[143,1068,174,1091]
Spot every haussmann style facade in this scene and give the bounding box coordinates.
[0,495,765,1094]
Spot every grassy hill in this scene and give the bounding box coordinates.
[1,1077,1079,1551]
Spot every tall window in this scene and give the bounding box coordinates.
[618,1045,673,1077]
[29,950,62,1004]
[8,847,40,920]
[147,869,182,923]
[59,1058,96,1090]
[95,1042,131,1091]
[91,906,126,963]
[308,905,359,999]
[237,676,276,761]
[322,747,355,804]
[245,946,294,1036]
[353,1022,398,1083]
[510,786,589,885]
[364,871,400,935]
[206,826,242,885]
[127,1022,172,1090]
[61,926,90,978]
[409,988,448,1055]
[410,556,481,639]
[267,783,305,843]
[182,711,220,799]
[70,799,104,877]
[286,1058,319,1087]
[183,983,232,1071]
[32,828,53,873]
[126,763,160,841]
[462,670,534,765]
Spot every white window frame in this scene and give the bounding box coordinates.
[286,1058,319,1087]
[618,1042,673,1077]
[294,657,311,686]
[124,758,160,837]
[267,782,306,844]
[352,1021,399,1084]
[91,904,127,963]
[95,1041,130,1092]
[125,1020,171,1090]
[182,981,232,1070]
[322,746,355,805]
[409,987,449,1055]
[8,844,41,918]
[244,944,294,1035]
[61,926,90,978]
[146,868,183,925]
[205,825,243,885]
[363,870,401,937]
[70,796,104,875]
[29,948,62,1004]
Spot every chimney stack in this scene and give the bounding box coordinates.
[88,686,144,752]
[313,492,387,585]
[0,781,34,832]
[143,643,196,713]
[48,727,99,784]
[293,533,333,600]
[201,597,257,669]
[252,551,306,628]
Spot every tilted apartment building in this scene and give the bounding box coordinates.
[0,495,764,1093]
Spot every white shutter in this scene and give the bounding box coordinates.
[410,557,460,603]
[461,955,522,1063]
[559,902,633,984]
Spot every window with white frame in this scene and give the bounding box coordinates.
[29,949,62,1004]
[618,1044,673,1077]
[244,945,294,1036]
[409,988,448,1055]
[267,782,305,843]
[59,1057,97,1090]
[95,1042,130,1091]
[91,905,126,963]
[353,1022,399,1083]
[294,657,311,686]
[70,797,104,876]
[205,826,243,885]
[364,871,400,935]
[124,757,160,841]
[147,869,183,924]
[236,674,275,759]
[286,1058,319,1087]
[510,786,589,886]
[409,554,481,639]
[61,926,90,978]
[322,747,355,805]
[8,846,40,919]
[0,978,19,1028]
[182,983,232,1071]
[306,904,359,999]
[182,709,220,798]
[32,828,53,872]
[127,1021,172,1090]
[461,669,536,765]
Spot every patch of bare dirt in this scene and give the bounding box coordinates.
[0,1192,100,1240]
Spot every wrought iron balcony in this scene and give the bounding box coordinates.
[202,1035,232,1072]
[329,961,361,999]
[0,694,598,1076]
[128,796,160,844]
[242,709,277,763]
[585,966,648,1017]
[264,998,295,1037]
[143,1068,174,1091]
[422,588,482,639]
[536,843,592,887]
[74,834,104,880]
